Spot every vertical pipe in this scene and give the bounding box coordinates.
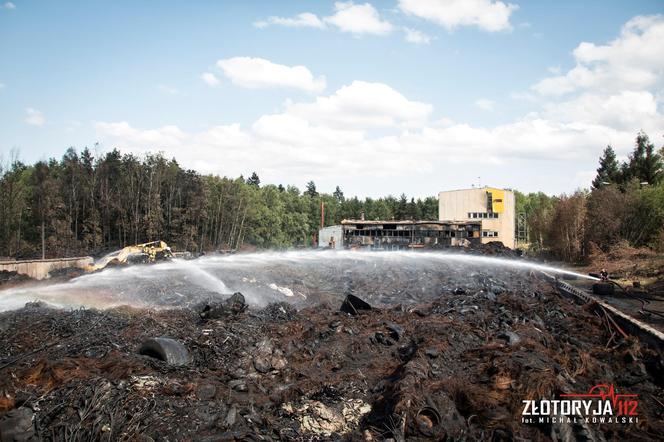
[320,201,325,229]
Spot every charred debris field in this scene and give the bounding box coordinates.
[0,248,663,441]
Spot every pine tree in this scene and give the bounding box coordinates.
[592,145,621,188]
[305,181,318,197]
[628,131,663,185]
[333,185,344,202]
[246,172,260,187]
[396,193,408,219]
[407,198,422,220]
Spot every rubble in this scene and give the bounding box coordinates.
[464,240,522,258]
[198,292,248,320]
[47,267,86,280]
[340,294,372,315]
[0,407,34,441]
[0,271,32,288]
[0,264,663,440]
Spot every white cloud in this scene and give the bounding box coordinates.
[523,14,664,165]
[97,16,664,192]
[94,121,186,147]
[0,83,5,90]
[217,57,326,92]
[96,80,633,182]
[95,105,637,185]
[403,27,432,44]
[200,72,220,86]
[285,80,432,129]
[475,98,495,111]
[254,12,325,29]
[25,108,45,126]
[324,2,393,35]
[95,82,432,179]
[533,15,664,96]
[252,3,392,37]
[3,2,16,10]
[398,0,518,32]
[542,91,663,131]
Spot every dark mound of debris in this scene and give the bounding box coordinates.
[0,271,32,288]
[1,278,663,441]
[431,240,522,258]
[470,241,522,257]
[47,267,86,280]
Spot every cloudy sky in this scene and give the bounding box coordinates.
[1,0,663,197]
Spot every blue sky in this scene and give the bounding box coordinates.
[1,0,663,197]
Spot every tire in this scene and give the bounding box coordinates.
[139,337,191,366]
[592,283,615,296]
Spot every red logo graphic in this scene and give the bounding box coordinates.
[560,384,639,416]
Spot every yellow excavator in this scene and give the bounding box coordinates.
[85,240,173,272]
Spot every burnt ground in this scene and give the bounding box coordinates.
[577,244,664,335]
[570,277,664,335]
[0,272,663,441]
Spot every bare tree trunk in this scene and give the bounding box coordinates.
[228,198,242,249]
[214,192,223,248]
[41,219,45,260]
[16,209,22,258]
[235,206,247,249]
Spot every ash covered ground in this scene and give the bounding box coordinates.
[0,250,663,441]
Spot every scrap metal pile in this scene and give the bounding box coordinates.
[0,261,663,440]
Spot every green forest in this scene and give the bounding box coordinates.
[0,146,437,259]
[516,131,664,261]
[1,131,662,262]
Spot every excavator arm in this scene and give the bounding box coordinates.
[86,241,173,272]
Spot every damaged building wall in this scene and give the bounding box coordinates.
[0,257,94,280]
[318,226,344,250]
[327,220,482,250]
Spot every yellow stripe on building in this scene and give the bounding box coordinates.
[487,188,505,213]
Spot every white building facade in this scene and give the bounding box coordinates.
[438,187,516,248]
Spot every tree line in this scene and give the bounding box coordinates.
[1,130,661,262]
[0,147,437,259]
[515,131,664,262]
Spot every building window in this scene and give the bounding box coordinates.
[468,212,499,219]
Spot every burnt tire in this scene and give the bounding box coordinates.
[139,337,191,366]
[340,294,372,315]
[592,283,615,296]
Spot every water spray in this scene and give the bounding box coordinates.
[0,250,597,312]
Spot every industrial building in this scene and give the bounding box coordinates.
[438,186,515,248]
[318,219,482,250]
